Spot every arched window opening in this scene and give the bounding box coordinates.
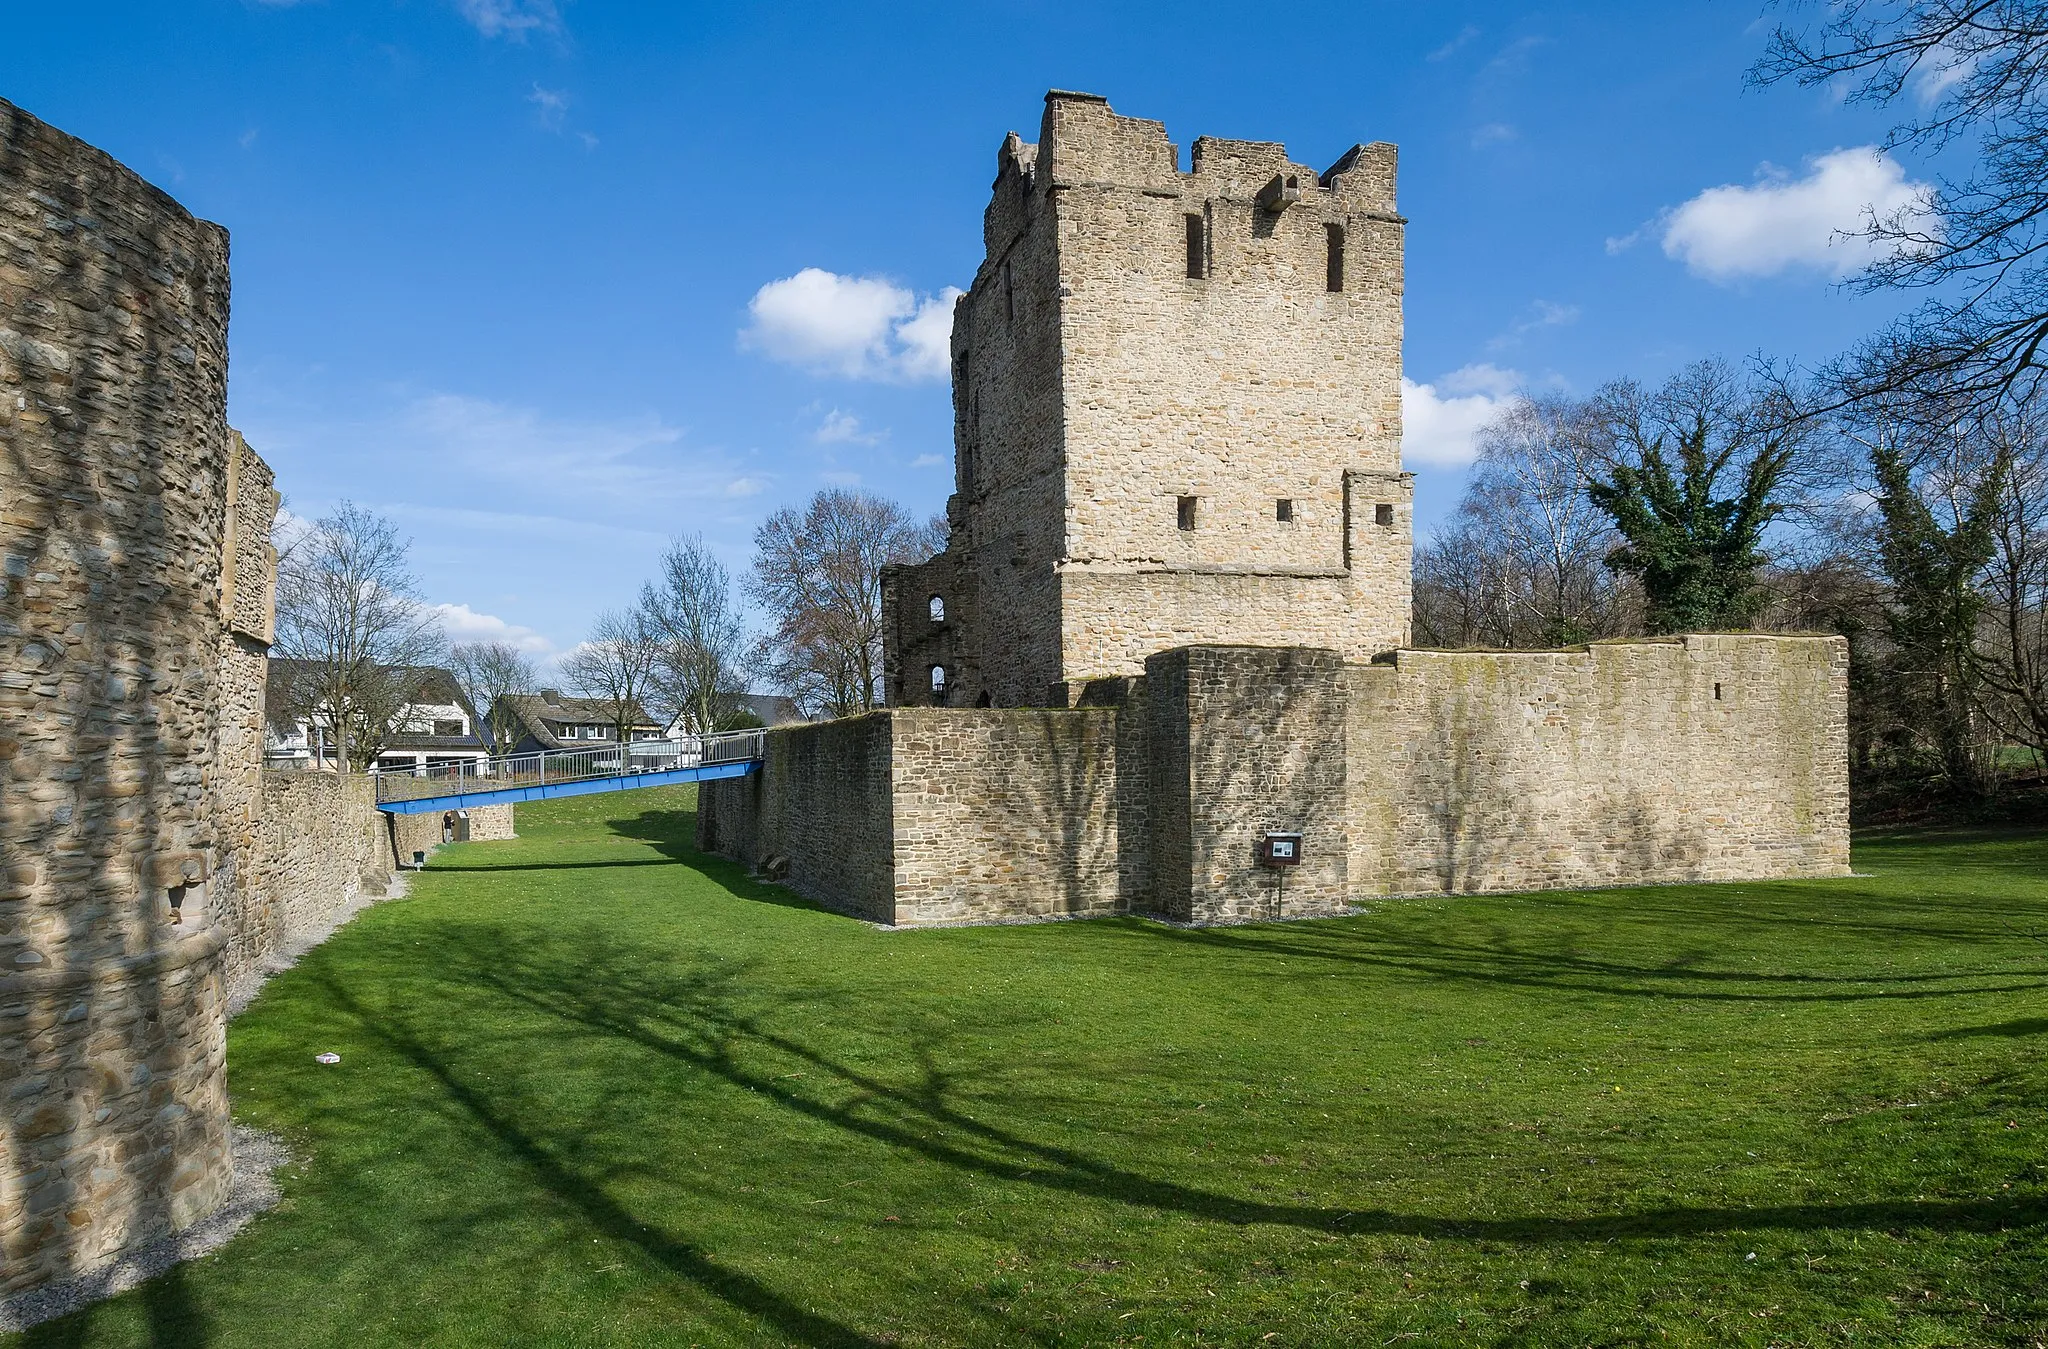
[930,666,948,695]
[929,595,945,623]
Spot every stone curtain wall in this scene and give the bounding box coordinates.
[703,636,1850,927]
[699,715,896,920]
[698,709,1127,925]
[891,709,1123,924]
[1,99,514,1298]
[1346,636,1853,895]
[1,97,239,1293]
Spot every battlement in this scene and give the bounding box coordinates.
[990,92,1396,224]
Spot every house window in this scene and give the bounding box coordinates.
[1375,503,1395,526]
[1275,498,1294,523]
[931,666,947,694]
[1325,222,1345,293]
[433,719,462,737]
[929,594,945,623]
[1177,495,1198,531]
[1185,214,1206,279]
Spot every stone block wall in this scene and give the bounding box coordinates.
[1147,646,1350,922]
[2,95,238,1294]
[1,98,519,1298]
[1346,636,1853,895]
[700,715,896,921]
[704,636,1850,928]
[891,709,1123,924]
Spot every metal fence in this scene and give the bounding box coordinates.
[370,728,767,804]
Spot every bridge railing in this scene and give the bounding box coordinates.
[370,728,768,805]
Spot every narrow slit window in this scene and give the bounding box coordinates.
[1185,214,1206,279]
[928,595,945,623]
[1002,261,1014,322]
[1177,495,1198,531]
[1325,222,1345,293]
[1714,682,1724,702]
[1374,502,1394,526]
[1275,498,1294,522]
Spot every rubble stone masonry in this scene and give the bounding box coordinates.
[698,636,1852,925]
[2,99,508,1298]
[2,95,241,1293]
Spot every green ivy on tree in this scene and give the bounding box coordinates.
[1585,411,1795,633]
[1869,436,2011,797]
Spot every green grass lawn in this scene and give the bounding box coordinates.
[16,789,2048,1347]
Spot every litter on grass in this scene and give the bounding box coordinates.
[315,1053,340,1065]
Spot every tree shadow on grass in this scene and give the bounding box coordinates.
[396,925,2048,1255]
[1102,912,2048,1005]
[1923,1017,2048,1041]
[311,968,889,1349]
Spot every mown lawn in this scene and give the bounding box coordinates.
[16,788,2048,1347]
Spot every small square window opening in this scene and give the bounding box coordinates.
[1275,498,1294,522]
[1177,495,1198,531]
[1374,502,1395,526]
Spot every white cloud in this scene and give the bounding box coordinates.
[741,268,961,382]
[1487,299,1579,350]
[1657,147,1937,282]
[910,453,947,469]
[1428,24,1480,61]
[724,476,767,497]
[1402,365,1519,469]
[528,85,569,132]
[454,0,559,39]
[1471,122,1518,148]
[433,602,555,655]
[814,409,882,445]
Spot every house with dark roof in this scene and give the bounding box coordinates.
[495,689,665,754]
[264,661,490,773]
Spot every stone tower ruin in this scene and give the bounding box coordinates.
[884,91,1414,708]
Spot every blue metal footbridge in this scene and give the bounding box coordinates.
[371,730,764,815]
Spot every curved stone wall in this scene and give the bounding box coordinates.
[1,97,236,1294]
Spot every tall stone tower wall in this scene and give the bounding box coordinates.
[886,92,1415,708]
[1,97,239,1292]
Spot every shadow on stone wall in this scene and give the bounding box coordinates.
[2,96,234,1300]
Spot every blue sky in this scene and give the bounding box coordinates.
[10,0,1928,662]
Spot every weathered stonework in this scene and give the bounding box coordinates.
[885,92,1413,708]
[2,94,241,1293]
[701,634,1851,927]
[1346,636,1852,894]
[2,99,515,1298]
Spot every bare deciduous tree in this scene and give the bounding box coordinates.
[639,536,751,736]
[1752,1,2048,412]
[272,502,445,772]
[749,489,933,718]
[447,640,539,755]
[559,608,661,744]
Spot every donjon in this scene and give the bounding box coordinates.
[884,91,1411,708]
[705,91,1852,926]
